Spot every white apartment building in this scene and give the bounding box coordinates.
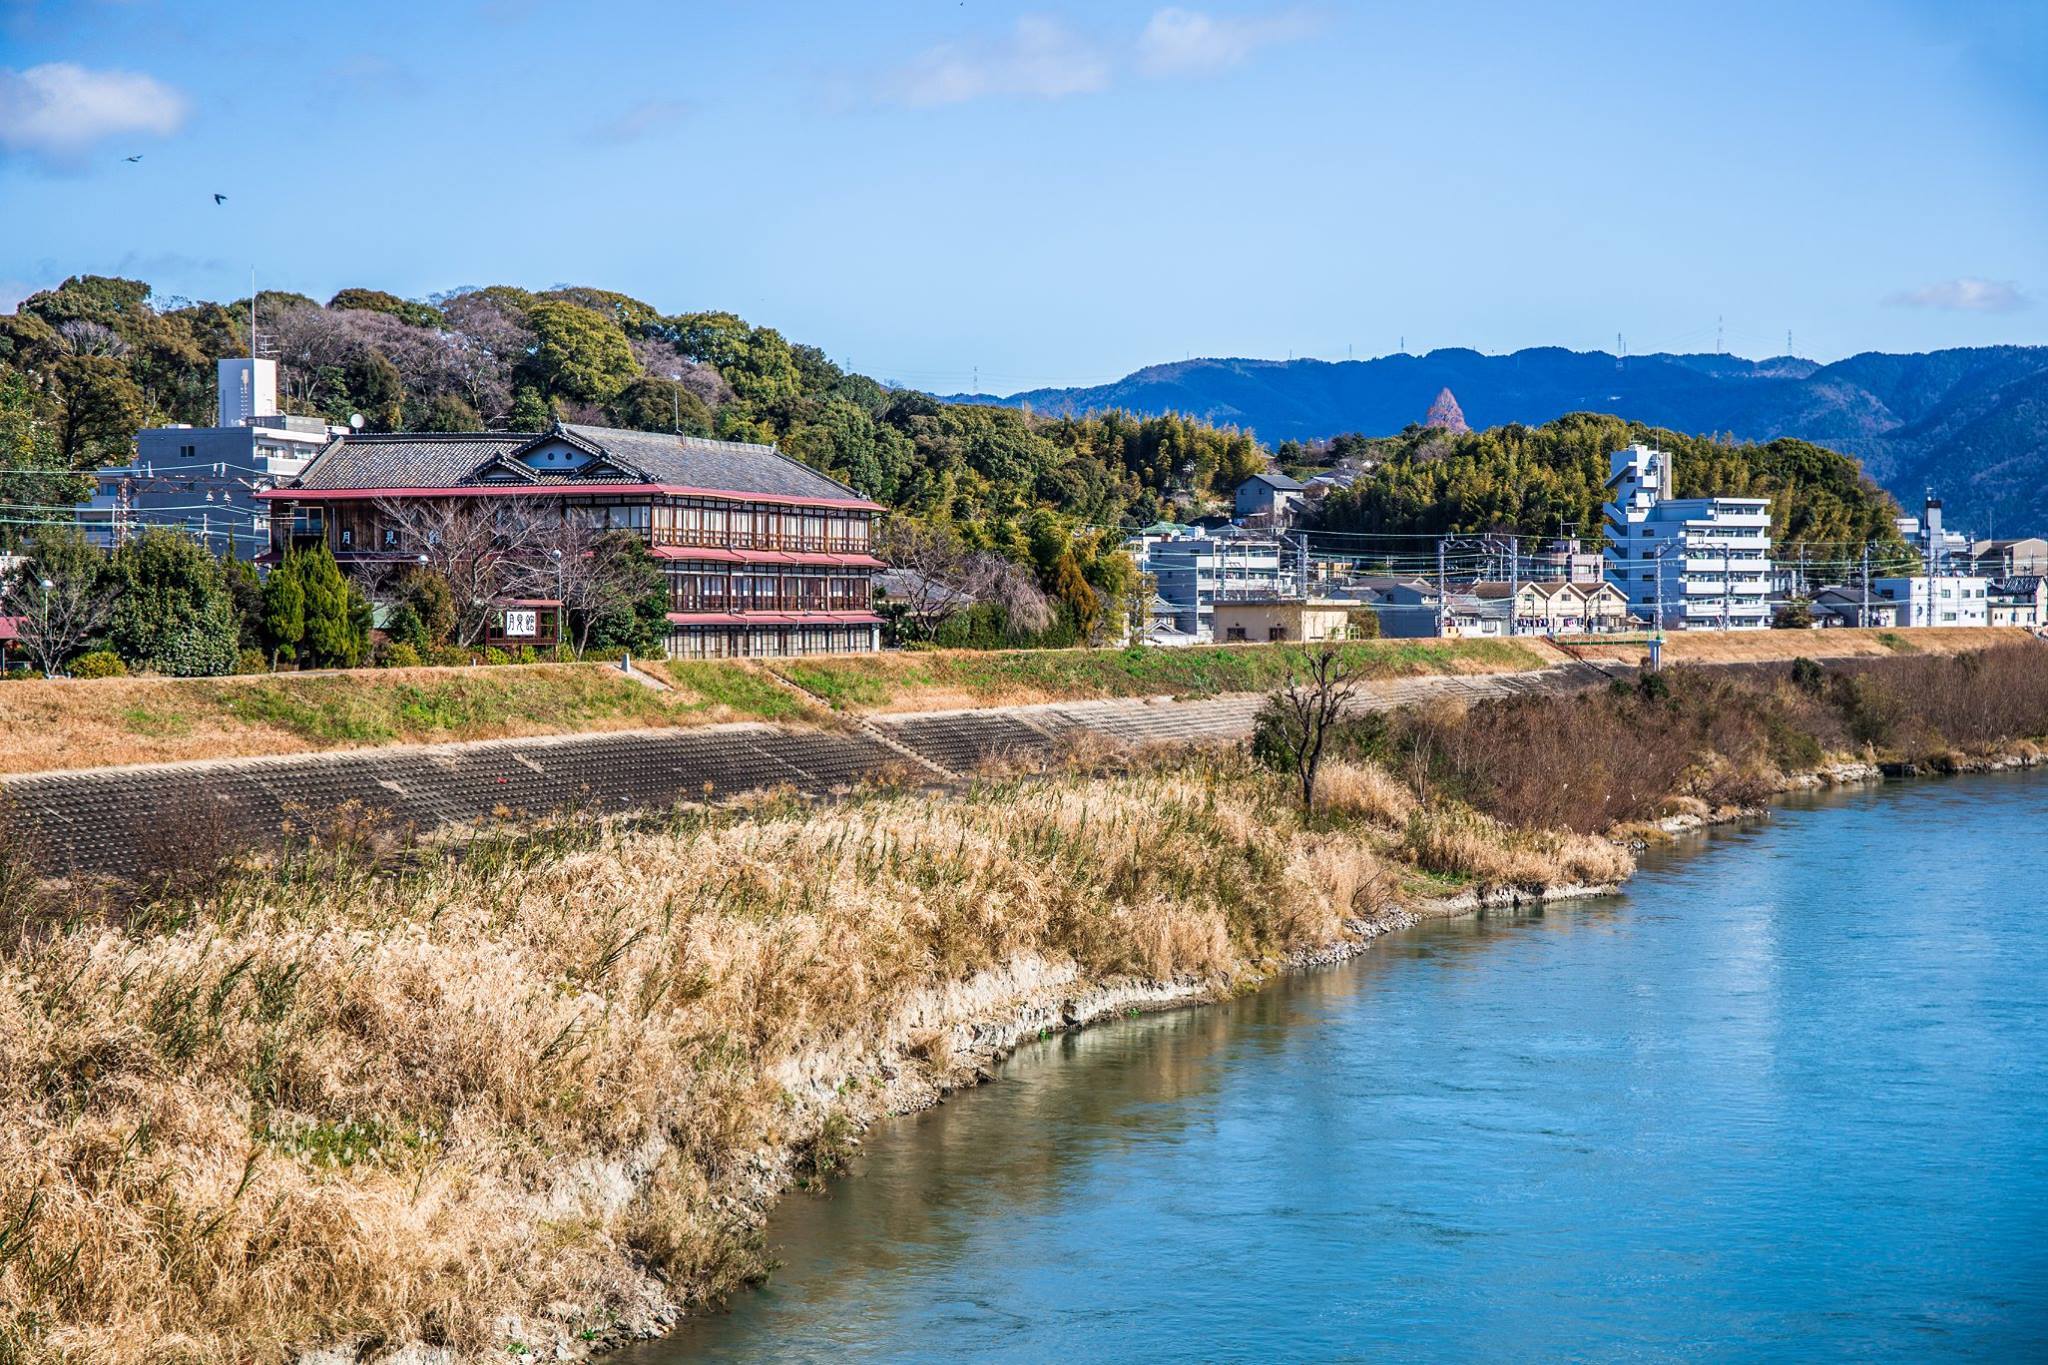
[82,358,340,560]
[1603,443,1775,630]
[1869,575,1990,628]
[1129,528,1299,640]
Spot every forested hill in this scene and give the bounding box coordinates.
[1312,412,1913,566]
[951,345,2048,534]
[0,276,1269,611]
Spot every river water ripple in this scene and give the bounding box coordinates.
[624,770,2048,1361]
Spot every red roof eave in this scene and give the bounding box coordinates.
[665,611,883,628]
[651,547,886,569]
[256,482,882,512]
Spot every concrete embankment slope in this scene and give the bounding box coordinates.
[1,664,1608,879]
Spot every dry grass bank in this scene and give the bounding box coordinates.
[1561,624,2028,667]
[1326,641,2048,834]
[0,664,820,776]
[0,750,1614,1363]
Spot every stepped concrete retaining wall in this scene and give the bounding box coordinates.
[1,664,1612,880]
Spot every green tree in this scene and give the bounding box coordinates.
[220,553,266,651]
[580,532,670,655]
[604,376,713,435]
[327,288,444,329]
[261,557,307,660]
[393,567,457,647]
[109,528,238,675]
[297,546,373,667]
[524,301,637,405]
[51,354,144,468]
[1049,550,1101,641]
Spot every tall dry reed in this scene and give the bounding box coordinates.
[0,753,1457,1363]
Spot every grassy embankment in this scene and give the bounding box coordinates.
[0,640,1557,776]
[769,636,1556,713]
[0,750,1619,1363]
[0,664,818,777]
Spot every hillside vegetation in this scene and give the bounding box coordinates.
[0,276,1266,606]
[1311,412,1911,558]
[957,344,2048,532]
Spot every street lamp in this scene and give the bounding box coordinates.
[550,547,564,651]
[669,373,683,434]
[38,577,54,679]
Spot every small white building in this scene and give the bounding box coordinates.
[1602,442,1774,630]
[1869,575,1990,628]
[83,358,340,559]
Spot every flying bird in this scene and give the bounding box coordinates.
[124,154,143,163]
[213,193,228,204]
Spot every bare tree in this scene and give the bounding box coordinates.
[521,512,655,655]
[1261,644,1364,810]
[372,497,545,646]
[976,552,1052,635]
[2,549,116,678]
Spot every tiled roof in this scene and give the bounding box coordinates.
[293,433,530,490]
[286,422,871,505]
[1242,471,1306,490]
[556,424,863,502]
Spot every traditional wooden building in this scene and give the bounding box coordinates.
[260,421,884,658]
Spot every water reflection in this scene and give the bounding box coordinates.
[624,770,2048,1362]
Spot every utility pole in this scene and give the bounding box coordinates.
[1507,533,1519,636]
[1862,543,1871,628]
[1436,538,1448,639]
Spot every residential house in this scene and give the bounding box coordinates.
[1369,581,1510,638]
[1603,442,1775,629]
[1868,575,1990,628]
[1505,579,1630,634]
[1970,538,2048,578]
[1987,576,2046,628]
[1808,585,1900,629]
[259,421,884,659]
[1233,471,1306,523]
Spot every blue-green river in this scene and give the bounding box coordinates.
[628,769,2048,1360]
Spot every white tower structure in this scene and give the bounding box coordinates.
[216,358,280,428]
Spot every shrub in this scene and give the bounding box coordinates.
[378,642,422,669]
[235,647,269,675]
[68,649,128,679]
[383,602,429,652]
[483,647,511,666]
[266,546,372,668]
[1789,656,1825,694]
[426,646,474,667]
[108,528,238,676]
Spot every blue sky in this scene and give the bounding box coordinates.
[2,0,2044,391]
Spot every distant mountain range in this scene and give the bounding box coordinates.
[948,346,2048,535]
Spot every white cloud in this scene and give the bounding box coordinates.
[1136,5,1315,78]
[585,98,693,145]
[883,16,1110,108]
[1884,277,2030,313]
[0,62,187,169]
